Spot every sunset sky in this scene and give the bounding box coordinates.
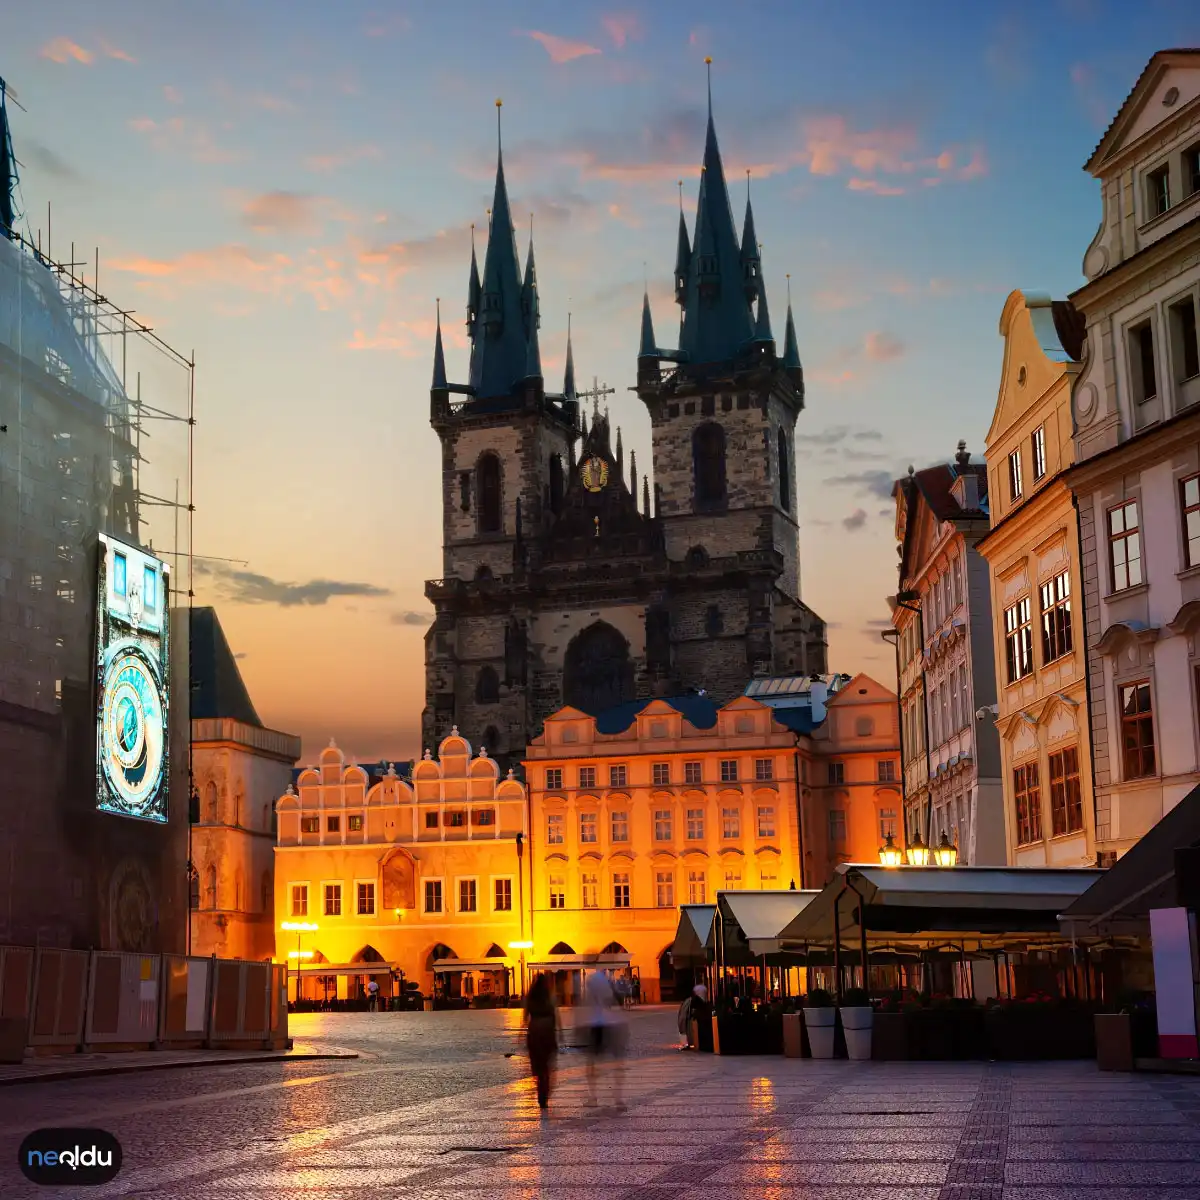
[5,1,1197,763]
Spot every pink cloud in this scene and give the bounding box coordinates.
[240,191,322,236]
[864,331,905,362]
[128,116,242,164]
[163,85,183,104]
[847,178,906,196]
[602,13,643,49]
[98,38,137,63]
[40,38,94,64]
[304,144,382,173]
[524,30,603,64]
[1069,61,1111,128]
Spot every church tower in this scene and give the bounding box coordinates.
[636,65,824,682]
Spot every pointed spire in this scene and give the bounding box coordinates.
[630,448,637,500]
[674,183,691,306]
[643,474,651,517]
[782,273,804,393]
[523,284,542,381]
[740,172,761,304]
[580,409,588,440]
[639,290,659,359]
[563,312,577,400]
[432,298,448,390]
[753,270,773,344]
[0,80,16,240]
[616,426,624,473]
[521,213,539,334]
[467,224,481,327]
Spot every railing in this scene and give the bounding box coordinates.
[0,946,288,1055]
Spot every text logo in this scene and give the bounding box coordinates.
[19,1129,122,1186]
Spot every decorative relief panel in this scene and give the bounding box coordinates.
[1012,720,1038,760]
[1001,565,1030,605]
[1035,538,1067,578]
[1045,703,1077,744]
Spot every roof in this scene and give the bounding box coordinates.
[719,889,819,950]
[291,759,414,787]
[671,904,717,966]
[780,863,1105,944]
[1061,782,1200,934]
[189,607,261,726]
[593,693,719,735]
[1051,300,1086,363]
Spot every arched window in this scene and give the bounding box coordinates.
[686,545,709,568]
[778,427,791,512]
[483,725,501,755]
[204,865,217,910]
[477,453,502,534]
[693,423,726,508]
[548,454,565,515]
[475,564,493,583]
[549,941,575,955]
[563,621,635,715]
[476,666,500,705]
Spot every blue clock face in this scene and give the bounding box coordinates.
[99,647,166,817]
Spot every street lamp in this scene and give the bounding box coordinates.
[878,832,903,868]
[514,832,526,999]
[509,939,533,998]
[281,921,319,1003]
[905,829,931,867]
[933,832,959,868]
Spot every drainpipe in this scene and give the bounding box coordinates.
[1072,492,1102,866]
[881,628,908,855]
[792,743,807,890]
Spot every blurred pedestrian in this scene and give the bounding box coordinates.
[523,973,559,1111]
[366,979,380,1012]
[584,969,627,1108]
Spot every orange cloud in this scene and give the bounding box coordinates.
[863,332,905,362]
[128,116,242,164]
[109,244,293,291]
[241,191,321,236]
[98,38,137,63]
[304,144,382,173]
[847,178,906,196]
[163,85,183,104]
[602,13,643,48]
[524,30,603,64]
[40,38,93,64]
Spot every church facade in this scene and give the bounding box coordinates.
[422,96,827,771]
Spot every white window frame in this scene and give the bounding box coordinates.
[610,810,630,843]
[546,813,565,845]
[579,810,598,844]
[685,808,705,840]
[492,875,514,912]
[654,869,675,908]
[423,877,445,915]
[322,880,343,917]
[687,869,707,904]
[354,878,376,917]
[721,806,741,839]
[756,805,776,839]
[290,881,310,918]
[457,876,479,914]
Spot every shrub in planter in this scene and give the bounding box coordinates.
[804,989,837,1059]
[986,994,1098,1060]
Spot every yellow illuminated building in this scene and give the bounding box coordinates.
[273,731,528,1002]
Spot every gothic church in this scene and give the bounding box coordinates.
[422,93,828,771]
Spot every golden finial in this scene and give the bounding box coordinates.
[495,97,502,107]
[704,56,712,65]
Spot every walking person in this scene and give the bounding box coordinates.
[584,969,627,1109]
[523,973,559,1112]
[366,978,379,1012]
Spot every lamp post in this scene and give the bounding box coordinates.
[281,921,319,1003]
[514,831,527,999]
[905,830,931,867]
[878,832,903,868]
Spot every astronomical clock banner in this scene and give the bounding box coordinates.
[95,533,170,823]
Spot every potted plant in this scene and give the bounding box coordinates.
[1096,991,1157,1072]
[839,987,873,1060]
[803,989,837,1059]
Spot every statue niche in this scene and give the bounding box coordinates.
[563,620,635,715]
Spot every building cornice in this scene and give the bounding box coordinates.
[192,717,301,763]
[1069,212,1200,311]
[1066,407,1200,489]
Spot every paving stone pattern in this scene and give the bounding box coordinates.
[0,1008,1199,1197]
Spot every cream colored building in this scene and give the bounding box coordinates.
[274,733,528,1000]
[1068,49,1200,858]
[978,292,1095,867]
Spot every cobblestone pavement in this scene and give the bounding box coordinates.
[2,1007,1200,1197]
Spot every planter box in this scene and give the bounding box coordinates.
[1095,1014,1134,1071]
[840,1006,873,1061]
[712,1012,778,1056]
[804,1007,836,1059]
[782,1013,803,1058]
[0,1018,25,1065]
[986,1005,1098,1061]
[871,1008,986,1061]
[872,1011,909,1060]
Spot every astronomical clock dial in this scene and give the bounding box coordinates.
[581,456,610,493]
[99,646,166,817]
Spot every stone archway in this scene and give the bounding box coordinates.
[563,621,635,715]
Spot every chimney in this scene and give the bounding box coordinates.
[950,440,979,511]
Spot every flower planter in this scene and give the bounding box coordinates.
[804,1007,836,1059]
[782,1012,803,1058]
[871,1011,910,1060]
[1095,1013,1134,1072]
[839,1006,873,1060]
[712,1011,779,1055]
[986,1004,1098,1061]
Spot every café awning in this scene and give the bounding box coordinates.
[293,962,402,977]
[526,952,632,970]
[717,889,821,964]
[432,959,512,974]
[671,904,717,966]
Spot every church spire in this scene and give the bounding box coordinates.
[782,274,804,394]
[521,213,539,335]
[431,298,448,390]
[673,181,691,307]
[523,284,543,382]
[630,449,637,502]
[638,289,659,359]
[615,425,624,474]
[466,223,481,330]
[740,172,761,304]
[563,312,577,400]
[753,269,773,345]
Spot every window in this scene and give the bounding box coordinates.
[655,870,675,908]
[580,872,599,909]
[300,816,319,834]
[613,872,631,908]
[778,427,791,512]
[478,452,502,533]
[1187,143,1200,197]
[424,811,439,829]
[761,870,778,889]
[291,884,308,917]
[546,768,563,790]
[472,808,495,827]
[348,814,363,832]
[546,814,564,844]
[324,883,342,916]
[113,552,127,596]
[357,882,375,916]
[1004,597,1034,683]
[693,422,727,507]
[1183,476,1200,569]
[458,879,477,913]
[877,759,896,782]
[1013,764,1042,845]
[754,758,773,781]
[579,766,597,789]
[475,666,500,705]
[652,762,671,786]
[1120,681,1156,780]
[1008,448,1023,502]
[549,876,566,909]
[1170,297,1199,383]
[459,470,471,512]
[1031,426,1047,482]
[756,806,776,838]
[494,878,512,911]
[1131,323,1158,403]
[424,880,443,913]
[609,764,627,787]
[654,809,672,841]
[143,566,157,611]
[828,809,847,846]
[1048,746,1084,837]
[1040,571,1073,663]
[718,759,738,783]
[684,761,702,784]
[879,809,897,839]
[686,808,705,840]
[579,812,598,844]
[724,867,742,889]
[1147,164,1170,217]
[721,807,741,839]
[327,815,340,833]
[549,454,564,514]
[827,762,844,785]
[1108,500,1143,592]
[610,811,629,842]
[445,811,466,828]
[687,870,707,904]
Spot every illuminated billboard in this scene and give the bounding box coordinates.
[95,534,170,823]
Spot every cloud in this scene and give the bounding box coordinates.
[109,243,294,292]
[842,509,869,532]
[523,30,603,64]
[363,11,412,37]
[985,17,1029,86]
[602,13,643,48]
[847,178,906,196]
[796,426,884,447]
[98,39,137,63]
[823,469,897,500]
[304,144,382,173]
[241,191,321,236]
[391,610,430,626]
[23,140,83,184]
[40,38,93,64]
[195,561,392,607]
[128,116,242,164]
[864,331,905,361]
[163,85,183,104]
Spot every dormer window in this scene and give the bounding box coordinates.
[1147,165,1170,218]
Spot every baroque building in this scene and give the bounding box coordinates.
[977,293,1095,867]
[889,449,1006,864]
[1067,49,1200,858]
[422,92,826,772]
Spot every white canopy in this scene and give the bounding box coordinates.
[719,889,821,956]
[432,959,511,974]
